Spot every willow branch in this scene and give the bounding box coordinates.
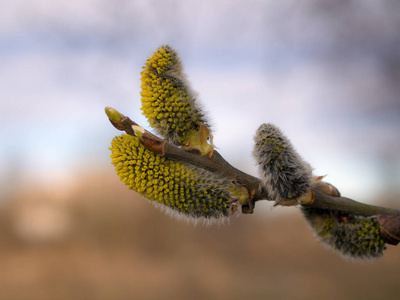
[107,108,400,217]
[309,189,400,217]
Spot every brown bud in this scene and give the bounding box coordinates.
[337,212,350,224]
[241,204,254,214]
[377,214,400,246]
[313,181,341,197]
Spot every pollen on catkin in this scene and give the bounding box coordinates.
[140,45,213,154]
[302,207,386,259]
[110,134,245,224]
[253,123,313,204]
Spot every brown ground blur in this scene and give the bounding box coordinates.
[0,172,399,300]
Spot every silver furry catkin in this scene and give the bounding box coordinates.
[253,123,313,204]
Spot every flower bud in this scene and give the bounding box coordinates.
[105,106,125,131]
[105,106,123,123]
[377,214,400,246]
[253,123,313,204]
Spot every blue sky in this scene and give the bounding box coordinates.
[1,0,400,204]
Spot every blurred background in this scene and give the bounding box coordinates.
[1,0,400,299]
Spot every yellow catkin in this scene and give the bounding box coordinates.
[140,45,210,147]
[302,207,386,259]
[110,134,235,220]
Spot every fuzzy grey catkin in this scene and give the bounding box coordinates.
[302,207,386,259]
[253,123,313,203]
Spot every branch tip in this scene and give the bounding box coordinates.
[105,106,126,131]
